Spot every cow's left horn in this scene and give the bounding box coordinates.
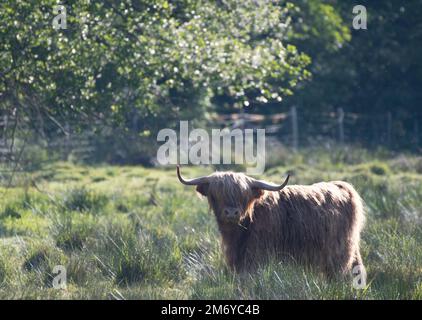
[177,165,210,185]
[252,174,290,191]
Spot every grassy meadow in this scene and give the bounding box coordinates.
[0,147,421,299]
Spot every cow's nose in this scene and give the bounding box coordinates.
[224,208,240,218]
[232,209,240,216]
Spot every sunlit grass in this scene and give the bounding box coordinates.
[0,147,421,299]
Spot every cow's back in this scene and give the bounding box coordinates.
[249,181,365,275]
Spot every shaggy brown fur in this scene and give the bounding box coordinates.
[190,171,365,277]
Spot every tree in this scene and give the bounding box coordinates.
[285,0,422,116]
[0,0,311,141]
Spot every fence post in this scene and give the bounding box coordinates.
[240,108,245,131]
[387,112,392,147]
[291,106,298,151]
[337,107,345,144]
[2,115,7,136]
[65,122,70,160]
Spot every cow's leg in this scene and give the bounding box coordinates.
[352,249,362,267]
[349,249,367,289]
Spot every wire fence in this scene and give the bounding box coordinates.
[0,107,421,167]
[214,107,422,152]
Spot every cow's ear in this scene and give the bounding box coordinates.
[252,188,264,199]
[196,183,209,197]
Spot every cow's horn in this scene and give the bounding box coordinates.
[252,174,290,191]
[177,165,210,185]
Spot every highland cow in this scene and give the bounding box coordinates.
[177,166,365,277]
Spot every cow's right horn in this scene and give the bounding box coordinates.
[176,165,210,185]
[252,174,290,191]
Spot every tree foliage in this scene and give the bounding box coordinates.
[0,0,311,136]
[1,0,419,164]
[285,0,422,115]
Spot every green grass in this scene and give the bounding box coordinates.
[0,147,421,299]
